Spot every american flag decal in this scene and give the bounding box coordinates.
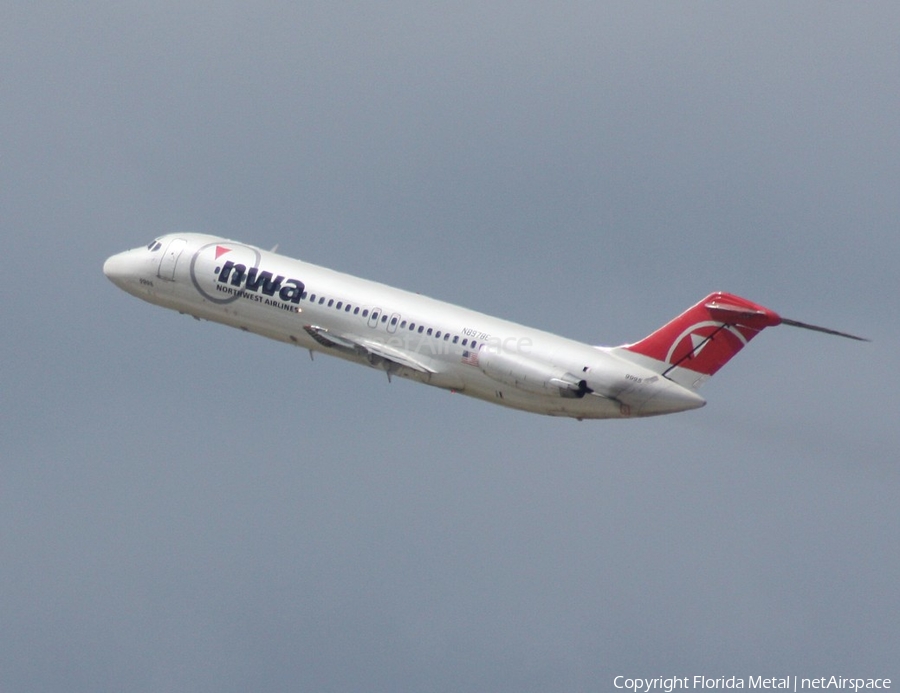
[461,349,480,367]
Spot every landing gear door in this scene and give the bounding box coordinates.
[158,238,187,281]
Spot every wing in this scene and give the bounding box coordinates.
[303,325,437,374]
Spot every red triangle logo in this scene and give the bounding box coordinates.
[214,246,232,259]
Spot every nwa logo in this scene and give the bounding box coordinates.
[216,258,304,304]
[190,242,304,306]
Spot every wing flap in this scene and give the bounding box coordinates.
[356,337,437,374]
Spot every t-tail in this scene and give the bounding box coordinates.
[613,292,867,390]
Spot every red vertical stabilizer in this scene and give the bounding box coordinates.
[622,292,783,379]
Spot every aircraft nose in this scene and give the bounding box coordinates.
[103,251,132,288]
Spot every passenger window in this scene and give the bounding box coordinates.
[381,315,388,323]
[435,331,441,338]
[400,320,407,329]
[354,307,360,315]
[362,309,369,317]
[345,305,352,312]
[444,333,450,341]
[300,291,308,300]
[391,317,398,326]
[453,336,459,344]
[426,328,433,336]
[471,341,477,349]
[309,294,316,302]
[418,326,424,333]
[328,299,334,307]
[409,323,416,330]
[319,297,325,305]
[335,301,342,310]
[462,339,468,346]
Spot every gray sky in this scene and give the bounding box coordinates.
[2,2,898,691]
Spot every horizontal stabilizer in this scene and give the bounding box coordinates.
[780,317,869,341]
[704,297,782,330]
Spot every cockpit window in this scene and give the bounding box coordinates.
[147,240,162,251]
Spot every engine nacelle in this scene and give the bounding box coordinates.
[477,347,590,398]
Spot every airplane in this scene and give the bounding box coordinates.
[103,233,867,420]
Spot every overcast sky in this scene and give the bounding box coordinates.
[2,2,898,691]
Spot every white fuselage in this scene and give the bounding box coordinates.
[103,233,705,419]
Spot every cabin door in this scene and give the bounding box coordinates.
[158,238,187,281]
